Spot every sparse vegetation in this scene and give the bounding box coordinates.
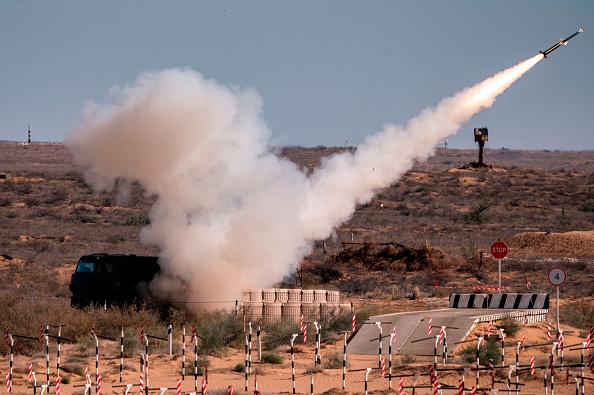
[322,351,345,369]
[464,198,493,225]
[561,300,594,329]
[193,310,245,354]
[69,207,99,223]
[459,337,501,366]
[261,353,283,364]
[124,211,151,226]
[0,143,593,374]
[498,314,519,337]
[261,322,302,351]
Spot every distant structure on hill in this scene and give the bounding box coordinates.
[474,127,488,167]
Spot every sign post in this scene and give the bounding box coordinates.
[491,240,508,294]
[548,266,567,331]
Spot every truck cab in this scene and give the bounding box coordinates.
[69,253,160,307]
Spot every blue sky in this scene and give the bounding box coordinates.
[1,1,592,150]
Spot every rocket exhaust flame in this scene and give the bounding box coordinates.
[66,56,542,310]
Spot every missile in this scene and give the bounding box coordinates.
[540,28,585,58]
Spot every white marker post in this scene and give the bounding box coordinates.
[548,266,567,331]
[491,240,508,294]
[290,334,298,395]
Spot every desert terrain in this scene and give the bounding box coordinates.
[0,142,593,394]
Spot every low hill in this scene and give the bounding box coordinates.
[0,142,593,302]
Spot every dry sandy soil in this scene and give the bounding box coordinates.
[1,143,593,394]
[5,318,591,395]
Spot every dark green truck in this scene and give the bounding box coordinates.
[69,253,160,307]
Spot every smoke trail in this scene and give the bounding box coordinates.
[65,56,541,309]
[301,54,543,239]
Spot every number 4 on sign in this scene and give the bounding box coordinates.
[548,267,566,286]
[548,266,567,332]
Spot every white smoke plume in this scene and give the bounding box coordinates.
[65,55,542,309]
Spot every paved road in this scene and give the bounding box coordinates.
[347,308,534,356]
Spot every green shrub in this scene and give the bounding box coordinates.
[353,305,378,333]
[124,212,150,226]
[196,310,244,354]
[459,337,501,366]
[261,353,283,364]
[261,321,301,350]
[233,363,245,373]
[464,198,493,225]
[68,207,98,223]
[321,311,351,337]
[498,315,519,337]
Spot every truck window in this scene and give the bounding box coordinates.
[99,262,114,273]
[75,261,97,273]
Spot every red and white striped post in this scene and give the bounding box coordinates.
[202,377,207,395]
[428,318,432,336]
[85,366,91,395]
[530,355,535,376]
[139,374,145,395]
[96,374,102,395]
[227,386,234,395]
[398,377,404,395]
[432,373,440,395]
[547,322,552,341]
[352,314,356,332]
[176,377,182,395]
[55,374,60,395]
[302,324,307,343]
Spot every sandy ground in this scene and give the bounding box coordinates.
[3,318,592,395]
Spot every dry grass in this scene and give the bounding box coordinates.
[0,142,593,355]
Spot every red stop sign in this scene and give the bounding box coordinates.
[491,240,508,259]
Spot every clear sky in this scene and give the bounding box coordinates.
[1,1,592,150]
